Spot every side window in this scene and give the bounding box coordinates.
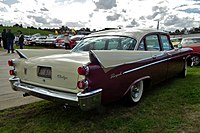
[138,39,145,51]
[93,40,106,50]
[107,39,119,50]
[146,35,160,51]
[161,35,172,50]
[121,38,136,50]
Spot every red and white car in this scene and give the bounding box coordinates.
[8,28,192,111]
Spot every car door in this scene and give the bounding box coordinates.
[160,34,184,78]
[139,34,168,84]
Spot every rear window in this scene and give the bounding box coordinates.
[72,36,137,52]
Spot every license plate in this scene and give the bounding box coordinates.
[37,66,52,78]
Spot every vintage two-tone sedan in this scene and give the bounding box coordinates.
[8,28,192,110]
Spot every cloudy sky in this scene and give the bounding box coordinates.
[0,0,200,31]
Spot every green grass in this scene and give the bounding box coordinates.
[0,67,200,133]
[0,26,54,36]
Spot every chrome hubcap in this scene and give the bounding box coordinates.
[192,56,200,66]
[132,85,140,98]
[130,81,143,102]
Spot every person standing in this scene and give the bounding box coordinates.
[6,29,15,53]
[0,34,2,47]
[1,29,7,51]
[64,32,70,49]
[18,31,24,49]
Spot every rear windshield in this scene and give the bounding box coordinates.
[71,36,137,52]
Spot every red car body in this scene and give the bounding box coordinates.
[181,37,200,65]
[55,34,65,48]
[69,35,84,49]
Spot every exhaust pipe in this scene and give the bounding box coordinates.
[23,93,30,97]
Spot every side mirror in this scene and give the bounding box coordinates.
[177,43,182,49]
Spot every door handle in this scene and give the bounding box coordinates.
[152,55,157,59]
[167,53,172,56]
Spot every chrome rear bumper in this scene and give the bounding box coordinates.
[9,77,102,111]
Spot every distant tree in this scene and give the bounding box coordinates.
[181,27,188,34]
[29,26,37,29]
[175,29,180,34]
[85,28,90,32]
[13,23,20,27]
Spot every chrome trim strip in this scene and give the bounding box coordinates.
[123,58,169,75]
[16,50,28,59]
[9,77,102,110]
[14,81,78,102]
[77,89,102,97]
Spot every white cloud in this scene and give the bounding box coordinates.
[0,0,199,31]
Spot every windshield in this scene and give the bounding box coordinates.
[71,36,137,52]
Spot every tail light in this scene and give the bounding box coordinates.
[8,59,14,66]
[77,65,89,75]
[77,80,88,89]
[9,69,15,75]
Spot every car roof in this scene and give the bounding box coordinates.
[86,28,167,39]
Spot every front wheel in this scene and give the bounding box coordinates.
[179,60,187,78]
[125,80,144,106]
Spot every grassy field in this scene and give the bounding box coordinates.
[0,26,54,36]
[0,67,200,133]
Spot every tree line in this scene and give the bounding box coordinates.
[1,23,200,35]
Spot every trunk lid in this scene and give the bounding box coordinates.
[15,52,90,93]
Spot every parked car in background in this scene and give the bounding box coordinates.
[170,37,182,47]
[55,34,65,48]
[181,37,200,66]
[28,33,41,45]
[35,36,47,46]
[8,28,192,111]
[45,35,57,47]
[24,35,32,45]
[69,35,85,49]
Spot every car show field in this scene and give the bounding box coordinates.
[0,66,200,132]
[0,28,200,132]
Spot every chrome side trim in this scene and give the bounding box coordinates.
[123,58,169,75]
[77,89,102,97]
[16,50,28,59]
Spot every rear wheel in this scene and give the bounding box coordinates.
[125,80,144,105]
[191,55,200,66]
